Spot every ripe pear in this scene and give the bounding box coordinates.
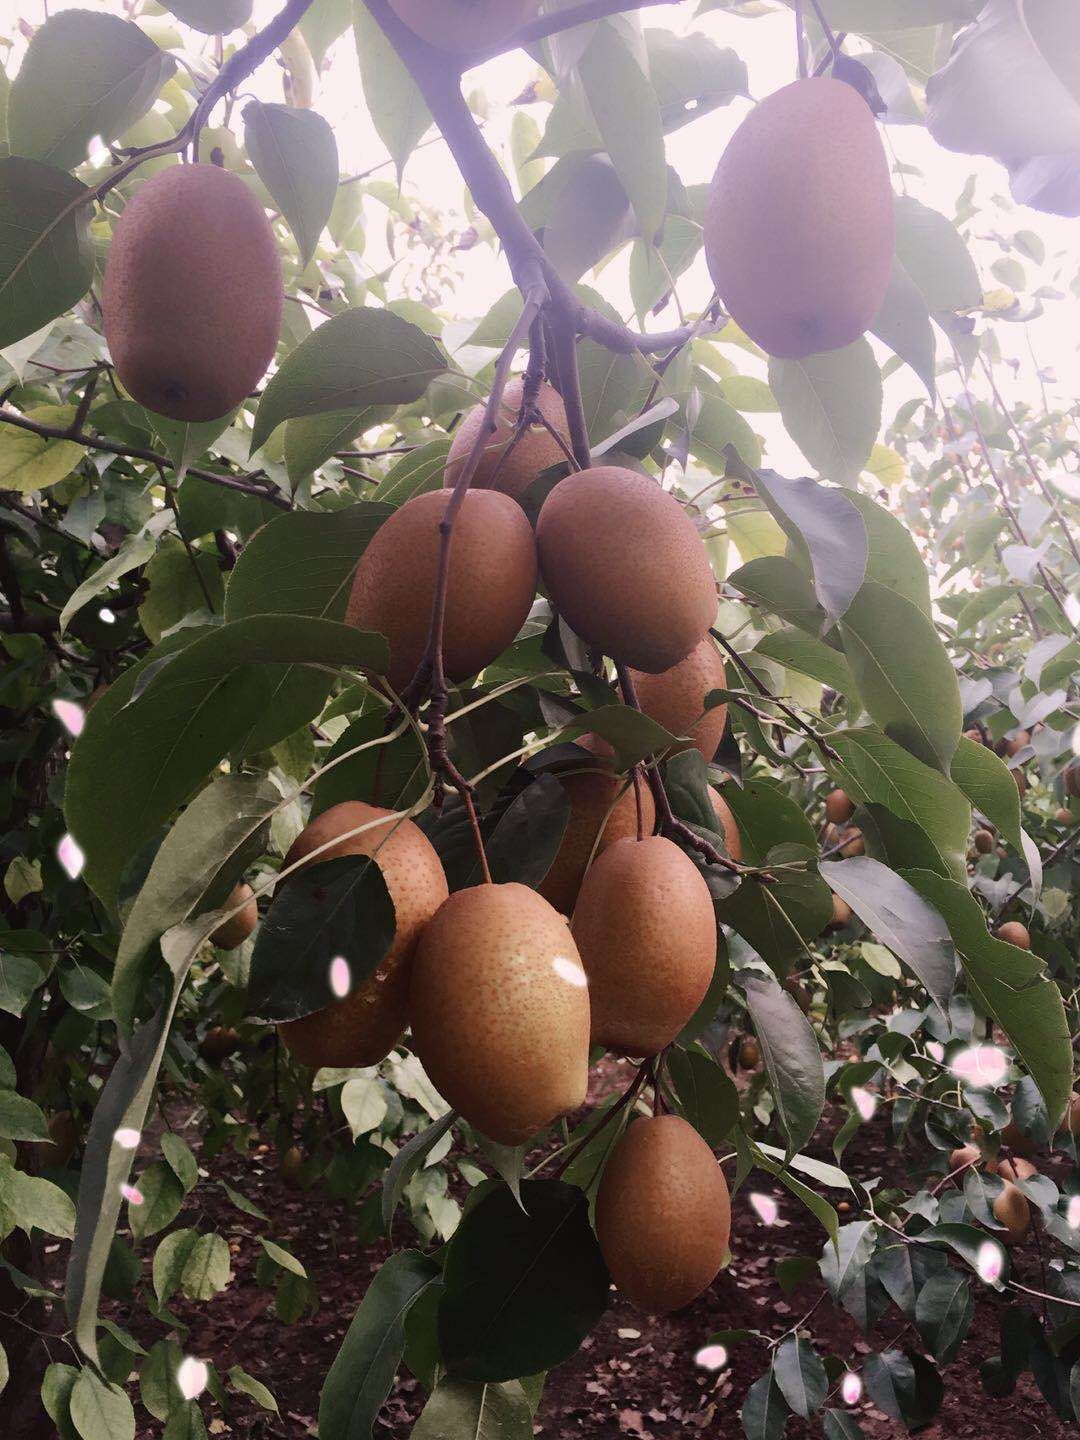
[199,1026,240,1064]
[409,883,590,1144]
[973,830,995,855]
[994,921,1031,950]
[347,488,537,692]
[279,1144,305,1189]
[825,789,854,825]
[826,893,853,932]
[211,882,258,950]
[1066,763,1080,798]
[1066,1091,1080,1137]
[537,467,716,673]
[446,378,571,501]
[738,1037,761,1069]
[1000,1115,1038,1158]
[705,77,894,359]
[949,1144,981,1173]
[387,0,539,54]
[988,1156,1037,1183]
[102,164,282,421]
[628,639,728,762]
[573,837,716,1057]
[277,802,448,1069]
[708,786,742,863]
[839,828,865,858]
[992,1182,1030,1246]
[538,737,655,916]
[596,1114,730,1312]
[1055,806,1076,826]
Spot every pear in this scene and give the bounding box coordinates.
[825,789,854,824]
[347,488,537,692]
[102,164,282,421]
[709,786,742,862]
[628,638,728,762]
[211,883,258,950]
[994,921,1031,950]
[596,1115,730,1312]
[705,78,893,359]
[277,802,448,1069]
[446,378,571,500]
[573,837,716,1056]
[992,1182,1030,1246]
[538,737,655,916]
[409,883,590,1144]
[537,467,717,673]
[387,0,539,55]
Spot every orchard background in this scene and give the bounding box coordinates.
[0,1,1079,1438]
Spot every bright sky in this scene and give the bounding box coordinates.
[4,1,1079,475]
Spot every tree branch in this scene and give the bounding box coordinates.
[481,0,687,63]
[0,408,290,509]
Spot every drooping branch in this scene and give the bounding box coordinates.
[0,407,290,509]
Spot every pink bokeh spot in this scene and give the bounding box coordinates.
[58,834,85,880]
[329,957,351,999]
[694,1344,728,1371]
[749,1192,779,1226]
[177,1357,209,1400]
[51,699,85,737]
[841,1372,863,1405]
[121,1183,143,1206]
[951,1044,1008,1088]
[113,1127,141,1150]
[977,1240,1005,1284]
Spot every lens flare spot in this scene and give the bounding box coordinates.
[951,1044,1007,1088]
[694,1343,728,1371]
[841,1372,862,1405]
[926,1041,945,1063]
[99,607,116,624]
[51,699,85,737]
[121,1183,143,1206]
[851,1086,877,1122]
[552,955,588,988]
[58,834,85,880]
[113,1127,141,1150]
[749,1192,779,1226]
[1067,1195,1080,1229]
[177,1357,209,1401]
[328,957,351,999]
[977,1240,1005,1284]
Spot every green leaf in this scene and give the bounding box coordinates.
[439,1181,610,1383]
[823,1410,865,1440]
[0,158,94,347]
[352,6,431,177]
[137,535,224,641]
[729,556,826,635]
[820,857,956,1011]
[688,391,762,471]
[647,27,748,131]
[740,974,825,1157]
[768,340,882,484]
[301,0,352,65]
[820,1218,876,1299]
[863,1349,943,1430]
[284,407,374,484]
[128,1160,184,1241]
[58,524,162,633]
[163,1,253,32]
[181,1233,230,1301]
[152,1229,197,1305]
[9,12,174,171]
[893,196,982,314]
[377,438,452,506]
[543,155,631,284]
[246,855,396,1023]
[0,405,81,491]
[243,102,338,267]
[319,1249,439,1440]
[0,1089,50,1141]
[577,22,667,240]
[412,1377,533,1440]
[668,1047,739,1146]
[950,736,1022,852]
[559,704,680,770]
[112,773,276,1030]
[753,630,854,695]
[749,467,867,627]
[721,843,833,969]
[259,1238,307,1277]
[846,490,932,617]
[0,1340,6,1396]
[42,1362,80,1440]
[251,307,446,451]
[870,257,936,396]
[741,1370,791,1440]
[70,1368,135,1440]
[382,1112,457,1231]
[773,1337,827,1418]
[227,1365,278,1413]
[0,1156,76,1237]
[901,871,1072,1126]
[0,950,47,1016]
[915,1271,973,1363]
[150,408,238,486]
[840,580,962,774]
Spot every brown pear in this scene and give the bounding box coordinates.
[988,1156,1037,1183]
[949,1144,981,1173]
[409,883,590,1144]
[709,786,742,862]
[994,921,1031,950]
[705,78,894,359]
[992,1182,1031,1246]
[1000,1115,1039,1157]
[596,1115,730,1312]
[537,737,656,916]
[346,488,537,692]
[537,466,717,673]
[387,0,539,54]
[445,378,571,500]
[102,164,282,421]
[825,789,854,824]
[277,802,448,1069]
[199,1026,240,1064]
[738,1037,761,1069]
[1066,1091,1080,1137]
[826,893,853,932]
[573,837,716,1057]
[211,882,258,950]
[973,830,995,854]
[628,639,728,762]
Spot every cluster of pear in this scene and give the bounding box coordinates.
[948,1140,1037,1247]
